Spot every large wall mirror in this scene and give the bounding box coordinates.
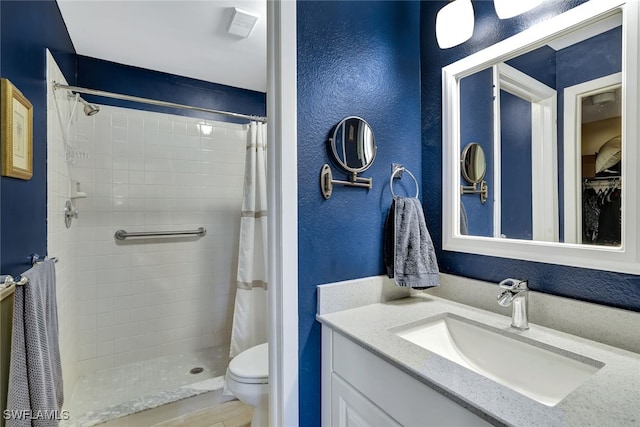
[442,0,640,274]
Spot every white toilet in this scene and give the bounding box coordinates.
[225,342,269,427]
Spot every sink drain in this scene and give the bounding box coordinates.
[190,367,204,375]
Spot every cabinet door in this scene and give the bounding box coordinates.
[331,373,401,427]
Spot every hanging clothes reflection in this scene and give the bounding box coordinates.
[582,177,621,246]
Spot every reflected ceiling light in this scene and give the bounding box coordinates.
[494,0,543,19]
[198,122,213,136]
[591,91,616,105]
[436,0,475,49]
[227,7,260,38]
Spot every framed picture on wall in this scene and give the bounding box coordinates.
[1,78,33,180]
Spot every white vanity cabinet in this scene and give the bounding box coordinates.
[330,373,401,427]
[322,325,493,427]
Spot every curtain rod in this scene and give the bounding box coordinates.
[52,81,267,123]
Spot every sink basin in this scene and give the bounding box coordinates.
[392,313,604,406]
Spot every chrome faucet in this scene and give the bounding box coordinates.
[497,278,529,330]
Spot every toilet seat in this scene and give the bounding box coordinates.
[228,343,269,384]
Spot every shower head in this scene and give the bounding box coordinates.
[78,97,100,116]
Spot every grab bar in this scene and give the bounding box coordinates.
[114,227,207,240]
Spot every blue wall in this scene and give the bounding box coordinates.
[460,68,494,237]
[0,0,76,276]
[500,91,532,240]
[297,1,421,424]
[76,56,266,124]
[0,1,265,278]
[556,26,622,89]
[506,45,557,89]
[421,1,640,313]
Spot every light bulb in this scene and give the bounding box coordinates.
[436,0,475,49]
[494,0,543,19]
[198,122,213,136]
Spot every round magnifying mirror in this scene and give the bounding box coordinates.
[329,116,377,173]
[461,142,486,183]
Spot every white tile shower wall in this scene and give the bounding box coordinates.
[46,50,80,400]
[70,105,247,374]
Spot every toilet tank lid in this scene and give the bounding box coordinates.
[229,342,269,379]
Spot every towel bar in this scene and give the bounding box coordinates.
[31,254,59,266]
[0,256,59,288]
[1,275,29,288]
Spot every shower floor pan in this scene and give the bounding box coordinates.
[62,345,230,427]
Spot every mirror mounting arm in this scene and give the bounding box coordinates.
[461,180,488,204]
[320,164,372,200]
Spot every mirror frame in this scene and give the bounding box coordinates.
[442,0,640,274]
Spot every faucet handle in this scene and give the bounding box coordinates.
[498,278,528,291]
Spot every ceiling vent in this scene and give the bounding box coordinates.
[227,7,260,39]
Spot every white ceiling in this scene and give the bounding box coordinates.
[56,0,267,93]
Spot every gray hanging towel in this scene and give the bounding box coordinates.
[7,260,63,427]
[384,197,440,289]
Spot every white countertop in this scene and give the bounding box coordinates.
[317,291,640,426]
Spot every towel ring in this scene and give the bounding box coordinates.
[390,164,419,198]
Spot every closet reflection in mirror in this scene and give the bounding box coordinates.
[575,85,621,246]
[458,11,622,245]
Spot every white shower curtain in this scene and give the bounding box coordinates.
[229,121,268,358]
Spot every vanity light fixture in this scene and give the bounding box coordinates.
[437,0,544,50]
[227,7,260,38]
[436,0,475,49]
[493,0,543,19]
